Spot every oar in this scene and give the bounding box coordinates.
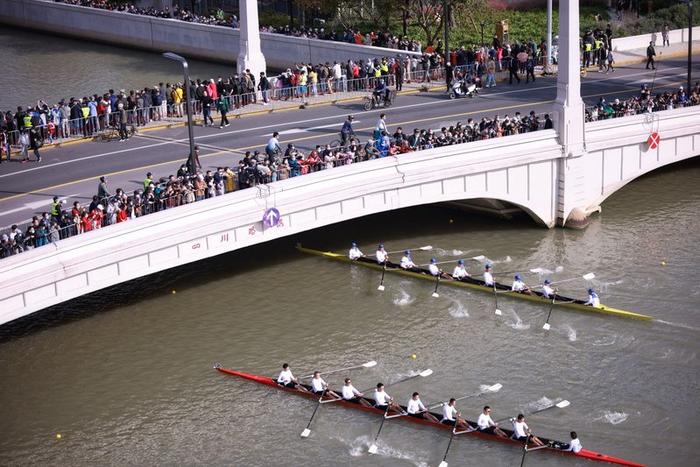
[372,245,433,256]
[377,261,388,291]
[300,360,377,379]
[493,283,503,316]
[428,383,503,410]
[366,369,433,454]
[542,296,556,331]
[419,255,485,267]
[494,400,570,424]
[431,275,441,298]
[300,389,326,438]
[537,273,595,287]
[519,434,531,467]
[438,428,457,467]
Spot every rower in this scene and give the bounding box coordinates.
[542,279,555,299]
[374,383,403,414]
[512,414,544,446]
[483,263,495,287]
[452,259,470,280]
[584,288,600,307]
[477,405,508,438]
[564,431,582,453]
[406,392,439,422]
[400,250,417,270]
[375,243,388,264]
[441,398,471,432]
[511,274,532,295]
[349,241,364,260]
[428,257,441,277]
[310,371,340,399]
[342,377,372,407]
[277,363,309,392]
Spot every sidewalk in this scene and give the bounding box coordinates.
[607,40,700,67]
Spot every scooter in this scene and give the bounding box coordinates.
[448,79,478,99]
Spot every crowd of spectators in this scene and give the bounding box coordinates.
[3,76,699,258]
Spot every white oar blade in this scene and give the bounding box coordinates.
[419,369,433,377]
[530,268,544,274]
[583,273,596,281]
[556,400,570,408]
[495,309,502,316]
[439,461,449,467]
[300,428,311,438]
[368,444,378,454]
[542,322,551,331]
[377,285,385,291]
[472,255,485,261]
[363,360,378,368]
[419,245,433,251]
[488,383,503,392]
[432,292,440,298]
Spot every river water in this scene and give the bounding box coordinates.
[1,156,698,466]
[0,27,234,112]
[1,25,700,467]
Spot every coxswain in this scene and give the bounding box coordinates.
[310,371,340,399]
[277,363,309,392]
[348,241,364,260]
[375,243,388,265]
[542,279,555,299]
[512,414,544,446]
[341,377,372,407]
[476,405,508,438]
[483,263,495,287]
[584,288,600,307]
[441,398,471,432]
[400,250,416,270]
[374,383,403,414]
[564,431,583,453]
[452,259,470,280]
[511,274,532,294]
[406,392,439,422]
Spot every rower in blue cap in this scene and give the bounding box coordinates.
[400,250,416,270]
[541,278,555,299]
[452,259,470,280]
[584,288,600,307]
[511,274,532,295]
[348,241,364,260]
[483,263,495,286]
[375,243,388,264]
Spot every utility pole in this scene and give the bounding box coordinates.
[444,0,451,90]
[687,1,694,93]
[547,0,553,66]
[162,52,196,174]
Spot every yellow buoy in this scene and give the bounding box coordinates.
[411,354,417,360]
[449,219,454,224]
[172,290,177,294]
[661,261,667,266]
[56,433,62,439]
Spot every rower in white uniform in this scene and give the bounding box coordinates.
[310,371,340,398]
[348,242,364,260]
[541,279,555,299]
[428,257,444,277]
[511,274,532,295]
[584,288,600,307]
[565,431,583,453]
[441,398,471,432]
[400,250,417,270]
[476,405,507,438]
[452,259,470,280]
[406,392,439,422]
[483,263,495,287]
[342,377,372,407]
[374,382,403,414]
[277,363,309,392]
[512,414,544,446]
[375,243,388,265]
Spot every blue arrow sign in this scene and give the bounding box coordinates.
[262,207,281,228]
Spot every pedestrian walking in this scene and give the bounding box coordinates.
[97,176,111,201]
[525,55,536,83]
[193,145,202,170]
[201,91,214,126]
[19,130,30,163]
[258,72,270,104]
[508,57,520,85]
[29,127,42,162]
[606,49,615,73]
[217,95,230,128]
[645,41,656,70]
[662,24,670,47]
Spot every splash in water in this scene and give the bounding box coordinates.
[448,298,469,318]
[656,319,700,332]
[347,435,429,466]
[595,411,629,425]
[565,325,577,342]
[392,289,415,307]
[506,310,530,330]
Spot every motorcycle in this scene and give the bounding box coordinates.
[448,79,478,99]
[363,89,397,111]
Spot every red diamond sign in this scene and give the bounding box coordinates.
[647,132,660,150]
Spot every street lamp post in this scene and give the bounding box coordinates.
[686,1,693,93]
[163,52,196,175]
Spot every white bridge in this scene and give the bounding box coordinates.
[0,2,699,325]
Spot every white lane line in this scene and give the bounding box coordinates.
[0,65,686,179]
[0,192,80,217]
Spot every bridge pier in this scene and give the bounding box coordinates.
[237,0,266,80]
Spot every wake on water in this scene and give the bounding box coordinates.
[506,310,530,330]
[392,289,415,307]
[656,319,700,332]
[595,411,629,425]
[448,297,469,318]
[564,324,577,342]
[347,435,429,466]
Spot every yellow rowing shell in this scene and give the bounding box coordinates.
[297,245,654,321]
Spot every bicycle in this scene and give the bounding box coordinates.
[100,124,136,142]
